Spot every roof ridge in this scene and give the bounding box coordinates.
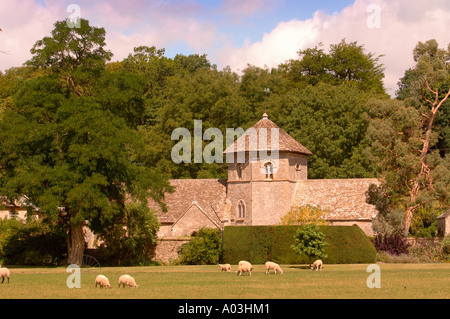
[223,113,312,156]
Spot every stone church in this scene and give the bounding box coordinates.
[149,113,380,262]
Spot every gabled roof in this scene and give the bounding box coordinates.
[171,201,222,230]
[223,113,312,156]
[437,210,450,219]
[147,179,227,224]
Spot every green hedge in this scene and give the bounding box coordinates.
[222,225,376,264]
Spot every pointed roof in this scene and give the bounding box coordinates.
[223,113,312,156]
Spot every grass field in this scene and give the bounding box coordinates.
[0,263,449,299]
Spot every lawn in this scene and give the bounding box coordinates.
[0,263,449,299]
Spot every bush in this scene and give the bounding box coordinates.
[178,227,222,265]
[0,219,67,266]
[0,218,22,262]
[291,224,328,266]
[407,236,450,263]
[96,201,160,266]
[372,233,410,255]
[222,225,376,264]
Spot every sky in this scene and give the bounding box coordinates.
[1,0,449,96]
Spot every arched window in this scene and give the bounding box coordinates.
[264,162,273,180]
[237,164,243,180]
[238,200,246,218]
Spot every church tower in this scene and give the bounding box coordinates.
[223,113,312,226]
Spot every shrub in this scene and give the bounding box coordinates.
[0,218,23,261]
[178,227,221,265]
[291,224,328,266]
[372,233,410,255]
[279,205,329,226]
[409,207,441,238]
[222,225,376,264]
[1,219,67,266]
[441,236,450,256]
[96,201,160,266]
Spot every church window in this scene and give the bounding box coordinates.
[238,200,246,218]
[237,164,242,179]
[264,162,273,179]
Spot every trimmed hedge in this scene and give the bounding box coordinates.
[222,225,376,264]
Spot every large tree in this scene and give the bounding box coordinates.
[280,39,386,94]
[0,19,170,265]
[366,40,450,237]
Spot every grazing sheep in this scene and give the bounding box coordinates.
[236,260,253,276]
[0,266,10,284]
[311,260,323,271]
[265,261,283,274]
[118,274,139,288]
[95,274,111,288]
[219,264,231,272]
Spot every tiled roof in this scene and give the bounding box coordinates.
[223,113,312,156]
[147,179,227,224]
[293,179,380,221]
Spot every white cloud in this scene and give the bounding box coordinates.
[1,0,449,97]
[0,0,60,71]
[217,0,450,96]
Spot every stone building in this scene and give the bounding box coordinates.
[437,210,450,237]
[150,113,379,262]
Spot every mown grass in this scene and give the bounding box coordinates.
[0,263,449,299]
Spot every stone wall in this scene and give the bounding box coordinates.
[153,237,191,264]
[251,180,298,225]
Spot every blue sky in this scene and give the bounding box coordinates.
[1,0,450,95]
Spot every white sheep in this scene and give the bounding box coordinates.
[118,274,139,288]
[0,266,10,284]
[219,264,231,272]
[235,260,253,276]
[265,261,283,274]
[311,259,323,271]
[95,274,111,288]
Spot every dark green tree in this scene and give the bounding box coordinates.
[281,39,386,94]
[276,82,379,179]
[0,19,171,265]
[178,227,222,265]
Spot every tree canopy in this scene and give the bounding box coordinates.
[1,17,447,266]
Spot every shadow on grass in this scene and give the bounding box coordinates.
[288,265,311,270]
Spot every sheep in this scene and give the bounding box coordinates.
[95,274,111,288]
[0,266,10,284]
[118,274,139,288]
[219,264,231,272]
[265,261,283,274]
[235,260,253,276]
[311,259,323,271]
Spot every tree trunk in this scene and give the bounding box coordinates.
[403,84,450,237]
[67,222,85,265]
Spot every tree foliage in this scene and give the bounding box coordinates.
[291,223,328,266]
[177,227,222,265]
[0,19,171,265]
[366,39,450,236]
[281,40,386,94]
[96,201,160,266]
[3,17,449,263]
[279,205,329,226]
